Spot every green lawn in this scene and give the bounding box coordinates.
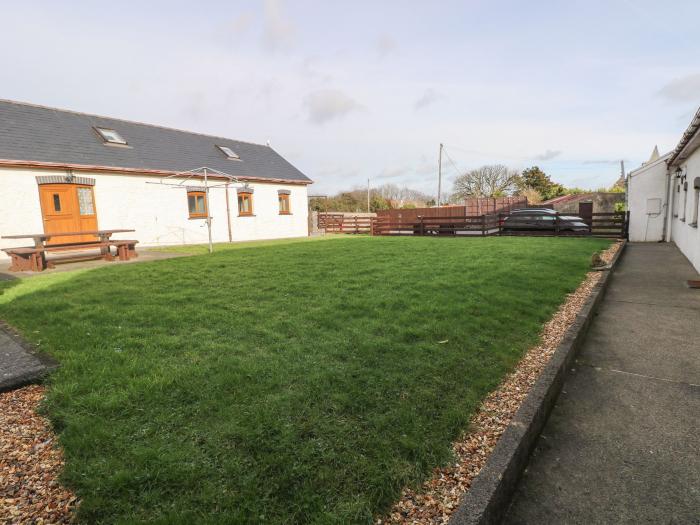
[0,236,609,524]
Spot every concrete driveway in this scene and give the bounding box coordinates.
[504,243,700,524]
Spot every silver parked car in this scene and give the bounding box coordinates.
[502,208,590,233]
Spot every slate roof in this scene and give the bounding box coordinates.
[668,105,700,168]
[0,99,311,184]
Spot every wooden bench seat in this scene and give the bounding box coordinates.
[110,240,139,261]
[2,247,47,272]
[3,239,139,271]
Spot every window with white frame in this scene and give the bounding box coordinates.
[692,177,700,227]
[673,182,680,217]
[217,145,240,160]
[95,127,127,145]
[681,181,688,222]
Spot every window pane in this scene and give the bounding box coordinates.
[188,195,197,213]
[279,195,289,213]
[77,187,95,215]
[97,127,127,144]
[53,194,61,212]
[196,195,206,213]
[239,194,251,214]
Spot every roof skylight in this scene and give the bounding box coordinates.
[95,127,127,145]
[217,145,240,160]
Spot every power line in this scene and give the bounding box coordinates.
[442,147,467,177]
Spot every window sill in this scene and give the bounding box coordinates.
[238,214,255,218]
[189,215,208,220]
[279,212,292,216]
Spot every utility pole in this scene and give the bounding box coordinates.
[367,178,370,212]
[437,143,444,207]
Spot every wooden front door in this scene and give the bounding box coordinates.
[39,184,98,244]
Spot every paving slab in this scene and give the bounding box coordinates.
[504,243,700,524]
[0,325,56,391]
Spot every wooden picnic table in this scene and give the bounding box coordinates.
[2,229,138,272]
[2,229,135,248]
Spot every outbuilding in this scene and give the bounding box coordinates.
[0,100,312,257]
[627,108,700,271]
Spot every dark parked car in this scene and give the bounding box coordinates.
[501,208,590,233]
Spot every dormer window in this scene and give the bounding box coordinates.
[95,127,127,145]
[217,145,240,160]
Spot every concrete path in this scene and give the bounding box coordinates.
[0,324,56,391]
[505,243,700,524]
[0,248,185,280]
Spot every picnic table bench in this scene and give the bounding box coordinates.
[2,229,138,272]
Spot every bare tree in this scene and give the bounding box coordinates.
[373,183,432,207]
[451,164,522,199]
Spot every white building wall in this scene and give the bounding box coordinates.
[0,167,309,258]
[669,151,700,273]
[627,156,670,242]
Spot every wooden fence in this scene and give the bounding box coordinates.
[375,198,529,222]
[370,212,628,238]
[464,196,529,215]
[372,215,500,236]
[318,213,373,234]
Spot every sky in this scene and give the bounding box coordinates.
[1,0,699,197]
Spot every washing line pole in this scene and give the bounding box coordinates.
[144,166,238,255]
[367,178,370,212]
[437,143,444,207]
[204,168,213,254]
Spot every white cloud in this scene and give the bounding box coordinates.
[533,149,562,161]
[414,88,439,110]
[376,167,409,179]
[263,0,296,52]
[657,73,700,102]
[375,34,397,57]
[303,89,362,124]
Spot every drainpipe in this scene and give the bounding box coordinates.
[225,184,233,242]
[662,167,672,242]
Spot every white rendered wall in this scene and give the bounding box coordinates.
[627,158,669,242]
[669,151,700,273]
[0,167,309,258]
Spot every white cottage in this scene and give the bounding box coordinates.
[0,100,312,258]
[628,108,700,272]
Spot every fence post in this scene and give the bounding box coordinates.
[481,214,486,236]
[419,216,424,236]
[354,215,358,234]
[370,217,375,236]
[555,213,560,236]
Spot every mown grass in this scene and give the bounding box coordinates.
[0,236,609,524]
[155,235,340,255]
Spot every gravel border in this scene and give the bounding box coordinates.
[0,385,77,523]
[379,241,625,524]
[449,240,626,525]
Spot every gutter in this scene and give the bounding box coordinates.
[667,106,700,167]
[0,158,314,186]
